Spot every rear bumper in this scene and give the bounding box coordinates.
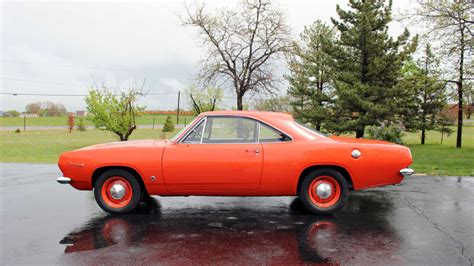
[57,176,71,184]
[400,168,415,176]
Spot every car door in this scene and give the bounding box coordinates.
[162,116,263,192]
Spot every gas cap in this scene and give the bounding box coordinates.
[351,149,361,159]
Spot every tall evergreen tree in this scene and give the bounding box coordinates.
[328,0,417,138]
[287,20,335,131]
[400,44,447,144]
[413,0,472,148]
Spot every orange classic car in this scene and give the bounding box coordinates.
[57,111,414,214]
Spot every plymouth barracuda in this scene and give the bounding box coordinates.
[57,111,414,214]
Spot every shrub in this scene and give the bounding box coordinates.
[6,110,20,117]
[77,118,86,131]
[162,116,175,133]
[14,128,21,134]
[68,113,75,133]
[366,122,404,144]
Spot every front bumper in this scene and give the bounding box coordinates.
[57,176,71,184]
[400,168,415,176]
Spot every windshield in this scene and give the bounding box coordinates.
[169,116,200,142]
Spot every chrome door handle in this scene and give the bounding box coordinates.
[245,148,260,154]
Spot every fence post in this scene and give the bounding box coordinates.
[152,117,156,130]
[177,90,181,124]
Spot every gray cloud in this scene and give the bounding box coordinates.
[1,0,410,111]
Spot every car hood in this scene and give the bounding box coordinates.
[77,139,170,151]
[329,136,397,146]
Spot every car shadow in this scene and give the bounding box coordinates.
[59,191,401,264]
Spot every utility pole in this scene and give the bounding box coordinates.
[176,90,181,124]
[23,116,26,131]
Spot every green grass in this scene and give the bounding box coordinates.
[0,114,195,127]
[0,121,472,176]
[402,122,474,176]
[0,129,179,163]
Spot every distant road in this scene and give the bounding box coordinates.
[0,124,186,131]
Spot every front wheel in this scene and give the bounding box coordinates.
[94,169,142,214]
[299,168,349,215]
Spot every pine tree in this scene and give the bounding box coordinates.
[162,116,175,133]
[414,44,447,144]
[413,0,472,148]
[287,20,335,131]
[399,45,447,144]
[328,0,417,138]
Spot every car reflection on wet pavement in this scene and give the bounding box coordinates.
[1,163,473,265]
[59,195,399,265]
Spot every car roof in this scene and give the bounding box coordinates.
[200,110,293,122]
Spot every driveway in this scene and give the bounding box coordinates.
[1,163,473,265]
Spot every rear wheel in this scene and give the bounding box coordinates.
[299,168,348,215]
[94,169,141,214]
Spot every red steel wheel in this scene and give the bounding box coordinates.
[94,169,142,214]
[101,176,133,209]
[307,176,341,208]
[299,168,349,215]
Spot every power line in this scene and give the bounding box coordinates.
[0,77,87,87]
[0,91,274,100]
[0,91,182,97]
[1,59,132,73]
[0,92,86,97]
[1,59,193,76]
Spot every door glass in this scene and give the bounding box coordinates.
[203,117,258,143]
[259,123,291,142]
[182,120,205,143]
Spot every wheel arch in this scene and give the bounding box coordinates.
[296,165,354,194]
[92,165,148,194]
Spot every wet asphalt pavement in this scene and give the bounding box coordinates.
[1,163,473,265]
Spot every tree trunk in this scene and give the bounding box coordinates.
[355,127,364,138]
[421,128,426,145]
[456,84,463,148]
[237,94,244,110]
[316,123,321,132]
[456,24,465,149]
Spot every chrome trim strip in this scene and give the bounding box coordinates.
[57,176,71,184]
[257,122,261,142]
[200,117,207,143]
[400,168,415,176]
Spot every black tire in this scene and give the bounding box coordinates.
[299,168,349,215]
[94,169,142,214]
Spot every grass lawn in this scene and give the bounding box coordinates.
[0,129,179,163]
[0,122,472,176]
[402,122,474,176]
[0,114,195,127]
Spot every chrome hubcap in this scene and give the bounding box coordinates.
[110,183,126,200]
[316,183,332,199]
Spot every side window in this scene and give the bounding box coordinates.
[182,120,205,143]
[259,123,291,143]
[202,117,258,143]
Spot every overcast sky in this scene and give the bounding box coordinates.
[1,0,415,112]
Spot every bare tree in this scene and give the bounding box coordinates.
[412,0,473,148]
[182,0,292,110]
[187,86,223,115]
